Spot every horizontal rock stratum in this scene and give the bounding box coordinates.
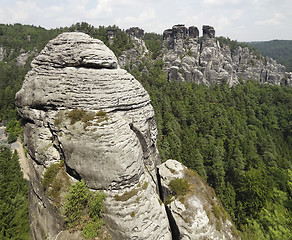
[16,32,240,240]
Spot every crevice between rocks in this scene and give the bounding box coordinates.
[47,123,81,181]
[156,167,180,240]
[129,122,181,239]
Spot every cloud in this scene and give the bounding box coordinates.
[256,13,284,26]
[87,0,113,19]
[116,9,156,29]
[202,0,240,5]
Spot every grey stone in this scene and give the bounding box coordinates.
[158,160,240,240]
[161,24,291,86]
[126,27,144,39]
[16,32,171,240]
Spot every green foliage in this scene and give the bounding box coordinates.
[89,192,106,221]
[42,163,60,190]
[217,36,261,57]
[67,108,108,126]
[114,181,149,201]
[0,147,30,239]
[67,108,88,125]
[95,110,107,117]
[0,24,64,121]
[249,40,292,72]
[169,178,190,197]
[143,32,163,59]
[63,180,90,227]
[82,219,104,239]
[63,180,105,239]
[5,119,22,143]
[1,22,291,239]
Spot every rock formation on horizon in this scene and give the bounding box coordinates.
[162,24,291,86]
[16,32,239,240]
[119,24,291,86]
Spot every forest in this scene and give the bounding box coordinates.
[248,40,292,72]
[0,147,30,239]
[0,23,291,239]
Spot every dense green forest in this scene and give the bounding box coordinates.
[0,147,30,239]
[248,40,292,72]
[0,23,291,239]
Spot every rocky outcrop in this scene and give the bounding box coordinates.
[118,27,149,69]
[126,27,144,39]
[158,160,239,240]
[16,32,171,240]
[162,24,292,86]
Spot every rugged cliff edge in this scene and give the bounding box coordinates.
[118,25,292,87]
[16,32,239,240]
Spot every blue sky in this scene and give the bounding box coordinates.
[0,0,291,41]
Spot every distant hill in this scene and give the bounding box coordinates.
[248,40,292,72]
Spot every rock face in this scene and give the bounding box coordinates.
[126,27,144,39]
[161,24,292,86]
[16,32,171,240]
[158,160,239,240]
[118,27,148,68]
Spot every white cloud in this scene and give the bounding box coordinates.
[256,13,284,26]
[87,0,113,19]
[116,9,156,28]
[202,0,240,5]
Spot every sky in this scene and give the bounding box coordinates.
[0,0,291,42]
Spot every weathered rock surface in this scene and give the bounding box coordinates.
[158,160,240,240]
[161,24,292,86]
[16,32,170,240]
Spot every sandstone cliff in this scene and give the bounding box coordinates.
[16,32,239,240]
[118,25,292,87]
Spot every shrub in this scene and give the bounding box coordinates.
[89,191,106,221]
[63,179,106,235]
[63,180,90,227]
[82,219,104,239]
[169,178,190,197]
[42,163,60,190]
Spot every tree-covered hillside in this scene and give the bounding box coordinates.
[248,40,292,72]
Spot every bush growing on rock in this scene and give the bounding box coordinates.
[63,180,106,238]
[169,178,190,197]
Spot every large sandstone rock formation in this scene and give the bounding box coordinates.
[16,32,240,240]
[118,24,291,86]
[162,24,292,86]
[16,32,171,240]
